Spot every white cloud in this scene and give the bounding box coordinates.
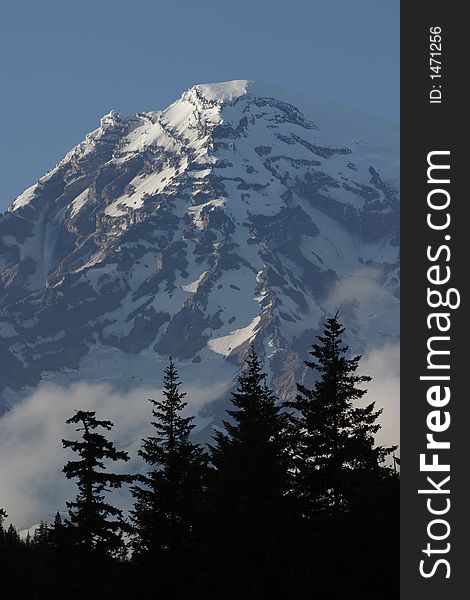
[0,380,226,530]
[326,266,388,308]
[0,344,400,530]
[360,343,400,450]
[323,266,399,451]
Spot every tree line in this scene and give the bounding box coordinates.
[0,315,399,599]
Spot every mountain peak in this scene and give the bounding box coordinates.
[190,80,251,103]
[99,109,124,127]
[0,81,399,412]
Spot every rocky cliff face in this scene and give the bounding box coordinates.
[0,80,399,412]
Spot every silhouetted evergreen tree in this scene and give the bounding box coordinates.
[205,347,292,598]
[6,523,20,544]
[288,313,395,513]
[130,358,207,594]
[288,314,399,598]
[0,514,30,599]
[50,511,63,541]
[0,325,399,599]
[48,510,76,570]
[0,508,8,561]
[62,410,134,560]
[0,508,6,538]
[33,520,50,548]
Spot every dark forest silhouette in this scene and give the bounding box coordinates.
[0,315,399,600]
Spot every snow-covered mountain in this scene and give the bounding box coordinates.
[0,80,399,413]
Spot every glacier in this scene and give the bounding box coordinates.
[0,80,399,417]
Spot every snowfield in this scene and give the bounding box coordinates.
[0,80,399,413]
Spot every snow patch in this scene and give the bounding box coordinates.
[10,184,37,211]
[196,80,250,103]
[181,271,208,293]
[208,316,261,356]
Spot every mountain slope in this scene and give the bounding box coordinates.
[0,80,399,412]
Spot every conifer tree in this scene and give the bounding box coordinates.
[285,314,399,599]
[206,347,291,595]
[288,313,396,513]
[0,508,6,538]
[131,358,207,567]
[62,410,134,559]
[33,521,50,548]
[52,511,63,534]
[0,512,24,596]
[0,508,7,553]
[48,511,69,555]
[6,523,19,544]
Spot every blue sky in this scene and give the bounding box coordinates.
[0,0,399,211]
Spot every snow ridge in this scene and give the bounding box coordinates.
[0,80,399,413]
